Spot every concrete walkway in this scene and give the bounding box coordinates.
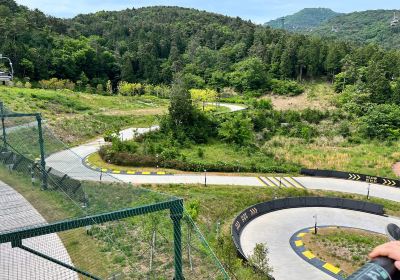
[0,181,78,279]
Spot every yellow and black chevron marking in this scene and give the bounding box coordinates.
[258,176,305,189]
[290,226,345,279]
[83,157,171,176]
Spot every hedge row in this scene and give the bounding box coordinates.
[99,148,299,173]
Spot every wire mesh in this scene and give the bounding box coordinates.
[0,102,229,280]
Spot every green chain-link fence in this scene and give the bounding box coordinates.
[0,101,229,280]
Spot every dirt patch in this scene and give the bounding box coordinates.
[302,227,387,276]
[100,108,167,116]
[263,82,336,111]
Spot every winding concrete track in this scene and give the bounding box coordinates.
[241,207,400,280]
[7,101,400,279]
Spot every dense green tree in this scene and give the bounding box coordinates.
[365,61,392,104]
[218,114,254,146]
[359,104,400,139]
[1,0,400,100]
[228,57,270,93]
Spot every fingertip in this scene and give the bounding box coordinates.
[395,261,400,270]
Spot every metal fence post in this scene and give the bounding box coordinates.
[0,102,6,148]
[36,114,47,190]
[170,199,184,280]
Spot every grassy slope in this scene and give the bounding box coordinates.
[0,86,168,144]
[263,82,400,178]
[1,162,400,279]
[267,136,400,177]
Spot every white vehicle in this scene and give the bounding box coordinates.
[0,54,13,84]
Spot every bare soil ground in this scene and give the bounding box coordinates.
[264,82,336,111]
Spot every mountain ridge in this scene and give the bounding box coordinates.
[266,8,400,49]
[265,8,341,32]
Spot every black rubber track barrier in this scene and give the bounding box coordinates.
[301,168,400,188]
[231,196,384,259]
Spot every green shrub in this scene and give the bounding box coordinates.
[300,109,329,124]
[271,79,304,96]
[99,146,299,173]
[160,147,181,160]
[39,78,75,90]
[111,139,139,153]
[359,104,400,140]
[197,148,204,158]
[218,114,254,146]
[117,81,145,95]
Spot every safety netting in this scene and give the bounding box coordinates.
[0,102,229,280]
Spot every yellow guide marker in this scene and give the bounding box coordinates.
[157,171,166,175]
[112,170,121,174]
[323,263,341,274]
[142,172,151,175]
[101,168,108,172]
[127,171,136,175]
[297,232,307,238]
[295,240,303,247]
[302,250,315,260]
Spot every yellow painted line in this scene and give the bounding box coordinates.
[302,250,315,260]
[112,170,121,174]
[127,171,136,175]
[295,240,304,247]
[142,172,151,175]
[297,232,307,238]
[101,168,108,172]
[157,171,166,175]
[323,263,341,274]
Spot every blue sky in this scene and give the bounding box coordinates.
[15,0,400,23]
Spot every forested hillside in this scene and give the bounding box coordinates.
[312,10,400,49]
[1,0,400,101]
[267,8,400,50]
[265,8,340,32]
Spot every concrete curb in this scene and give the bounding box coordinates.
[290,226,346,280]
[82,155,172,176]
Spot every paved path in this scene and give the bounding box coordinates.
[240,207,399,280]
[0,181,78,279]
[205,102,247,113]
[43,101,400,280]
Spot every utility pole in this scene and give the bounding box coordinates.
[313,214,318,235]
[0,102,6,148]
[36,114,47,190]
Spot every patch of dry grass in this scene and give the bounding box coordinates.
[264,82,336,111]
[263,135,400,177]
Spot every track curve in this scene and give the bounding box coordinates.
[240,207,398,280]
